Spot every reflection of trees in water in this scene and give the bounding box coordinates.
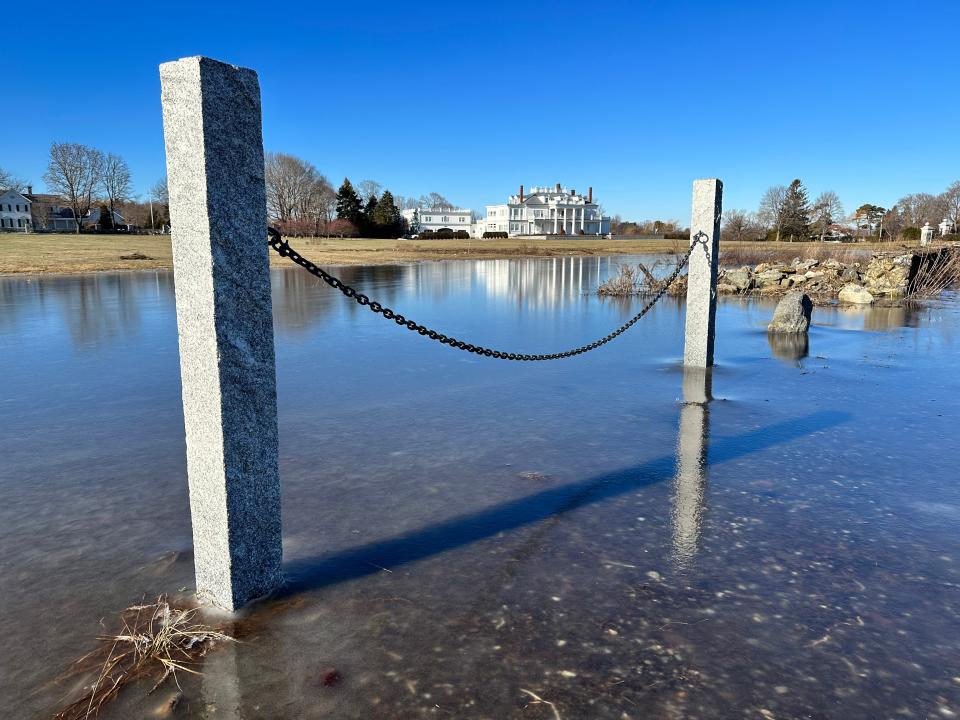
[271,265,410,333]
[0,278,47,332]
[271,255,682,333]
[0,272,174,350]
[56,274,165,349]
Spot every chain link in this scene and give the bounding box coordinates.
[267,227,707,361]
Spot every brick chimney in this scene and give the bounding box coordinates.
[555,182,561,192]
[27,185,33,195]
[588,186,593,203]
[519,184,524,203]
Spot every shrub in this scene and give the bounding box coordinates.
[455,230,470,239]
[901,227,921,241]
[664,231,689,240]
[482,231,508,239]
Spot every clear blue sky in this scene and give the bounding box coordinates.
[4,0,958,220]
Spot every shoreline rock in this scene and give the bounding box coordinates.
[768,291,813,333]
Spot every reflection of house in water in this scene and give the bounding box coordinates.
[471,256,613,309]
[672,368,711,567]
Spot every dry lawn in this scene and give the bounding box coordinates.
[0,232,920,275]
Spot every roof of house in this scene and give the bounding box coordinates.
[0,189,31,202]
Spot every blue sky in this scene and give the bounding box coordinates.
[4,0,958,220]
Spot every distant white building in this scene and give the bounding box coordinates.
[402,207,472,234]
[0,189,32,231]
[479,183,611,237]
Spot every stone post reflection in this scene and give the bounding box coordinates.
[672,368,712,568]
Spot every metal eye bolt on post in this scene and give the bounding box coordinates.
[161,54,722,611]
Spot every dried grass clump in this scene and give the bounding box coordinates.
[906,246,960,300]
[598,260,679,296]
[53,596,232,720]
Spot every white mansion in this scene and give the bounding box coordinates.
[480,184,611,237]
[401,207,472,234]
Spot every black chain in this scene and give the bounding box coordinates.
[267,227,708,361]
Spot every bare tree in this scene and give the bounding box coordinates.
[721,209,757,242]
[426,192,454,210]
[939,181,960,229]
[0,167,25,192]
[264,152,335,234]
[810,190,844,241]
[43,143,104,233]
[151,175,169,205]
[357,179,382,203]
[148,176,169,230]
[893,192,947,229]
[100,153,132,227]
[757,184,787,241]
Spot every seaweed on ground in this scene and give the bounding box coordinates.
[52,596,232,720]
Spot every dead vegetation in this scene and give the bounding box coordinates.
[718,243,883,268]
[905,245,960,300]
[52,596,232,720]
[597,258,681,296]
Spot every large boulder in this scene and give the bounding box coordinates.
[767,291,812,333]
[838,283,874,304]
[724,268,753,291]
[862,253,912,297]
[756,269,785,286]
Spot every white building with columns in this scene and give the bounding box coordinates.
[479,183,611,237]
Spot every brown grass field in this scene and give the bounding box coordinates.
[0,232,920,275]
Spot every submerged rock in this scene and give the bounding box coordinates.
[767,291,812,333]
[838,283,874,304]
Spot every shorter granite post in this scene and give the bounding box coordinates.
[683,179,722,367]
[160,56,282,611]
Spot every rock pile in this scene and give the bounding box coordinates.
[715,252,921,304]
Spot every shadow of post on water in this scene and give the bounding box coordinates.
[281,408,850,596]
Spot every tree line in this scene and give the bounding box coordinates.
[264,151,458,238]
[723,178,960,242]
[1,146,169,232]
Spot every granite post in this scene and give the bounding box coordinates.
[683,179,722,367]
[160,56,282,611]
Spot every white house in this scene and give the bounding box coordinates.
[479,183,611,237]
[0,189,32,231]
[402,207,472,234]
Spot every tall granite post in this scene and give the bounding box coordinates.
[683,179,722,367]
[160,56,282,611]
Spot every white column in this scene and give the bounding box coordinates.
[160,56,283,611]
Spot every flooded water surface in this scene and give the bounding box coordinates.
[1,256,959,719]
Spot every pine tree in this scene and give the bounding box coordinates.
[98,203,113,230]
[335,178,362,225]
[779,179,810,242]
[371,191,402,238]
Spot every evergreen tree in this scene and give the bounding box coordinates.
[371,191,403,238]
[335,178,362,225]
[779,179,810,241]
[98,203,114,230]
[361,194,378,236]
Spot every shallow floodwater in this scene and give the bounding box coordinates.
[1,255,959,719]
